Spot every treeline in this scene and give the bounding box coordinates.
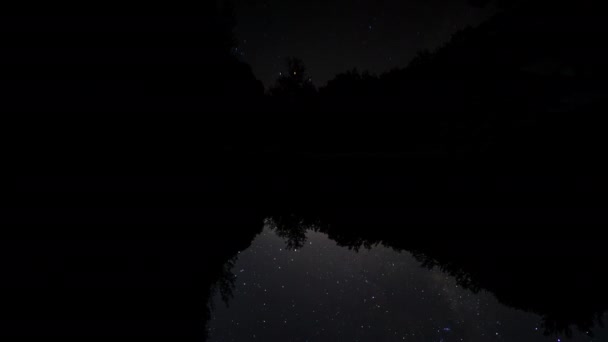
[263,0,608,160]
[2,2,265,174]
[4,0,608,177]
[1,3,264,114]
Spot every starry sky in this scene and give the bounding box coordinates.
[231,0,495,87]
[207,225,604,341]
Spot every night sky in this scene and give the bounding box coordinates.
[232,0,494,87]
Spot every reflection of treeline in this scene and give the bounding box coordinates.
[265,214,607,337]
[405,240,608,338]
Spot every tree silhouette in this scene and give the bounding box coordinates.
[269,57,316,99]
[3,1,267,175]
[1,1,264,114]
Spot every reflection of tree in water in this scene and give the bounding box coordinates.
[542,313,602,339]
[265,214,607,338]
[265,215,382,252]
[405,244,606,339]
[205,223,266,340]
[407,250,482,293]
[265,216,320,250]
[209,256,239,309]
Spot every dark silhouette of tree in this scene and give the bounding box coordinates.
[3,1,266,176]
[321,68,379,103]
[284,0,608,166]
[2,2,264,113]
[265,215,319,250]
[269,57,317,99]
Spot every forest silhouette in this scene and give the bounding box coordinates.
[4,0,608,196]
[8,0,608,267]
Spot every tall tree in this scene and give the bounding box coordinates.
[269,57,316,99]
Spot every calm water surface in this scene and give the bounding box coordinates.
[208,225,606,341]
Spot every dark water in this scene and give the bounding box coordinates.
[208,224,606,342]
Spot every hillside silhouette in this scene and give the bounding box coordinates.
[2,4,263,114]
[269,0,608,160]
[4,0,608,184]
[3,3,264,176]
